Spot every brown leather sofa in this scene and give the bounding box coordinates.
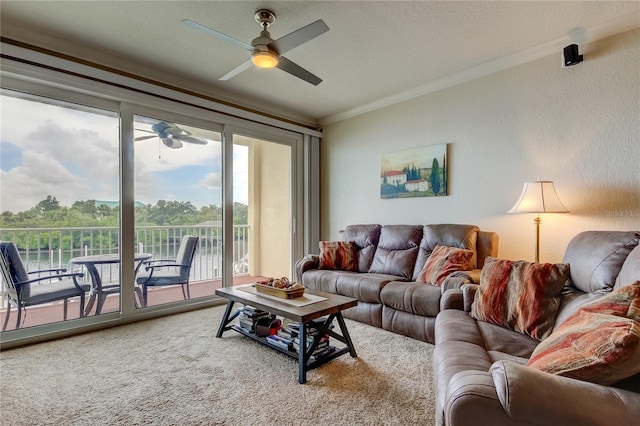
[433,230,640,426]
[295,224,498,343]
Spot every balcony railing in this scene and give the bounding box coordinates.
[0,224,249,308]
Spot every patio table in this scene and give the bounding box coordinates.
[70,253,152,315]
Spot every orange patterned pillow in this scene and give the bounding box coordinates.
[528,281,640,385]
[471,257,569,340]
[318,241,358,271]
[417,244,474,286]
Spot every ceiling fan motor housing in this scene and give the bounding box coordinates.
[255,9,276,27]
[251,31,275,51]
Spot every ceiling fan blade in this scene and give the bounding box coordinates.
[162,137,183,149]
[134,135,157,141]
[276,56,322,86]
[176,135,208,145]
[219,60,253,81]
[182,19,253,51]
[271,19,329,55]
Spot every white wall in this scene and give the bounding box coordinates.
[321,29,640,263]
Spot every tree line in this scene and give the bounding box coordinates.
[0,195,248,228]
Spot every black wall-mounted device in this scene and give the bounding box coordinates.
[563,44,583,66]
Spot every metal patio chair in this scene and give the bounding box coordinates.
[135,235,199,307]
[0,241,90,331]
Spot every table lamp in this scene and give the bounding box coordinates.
[508,181,569,262]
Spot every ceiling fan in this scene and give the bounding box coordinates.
[134,121,208,150]
[182,9,329,86]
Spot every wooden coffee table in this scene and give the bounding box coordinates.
[215,285,358,384]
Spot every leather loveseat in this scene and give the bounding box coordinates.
[295,224,498,343]
[433,230,640,426]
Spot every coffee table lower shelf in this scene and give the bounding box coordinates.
[229,323,353,369]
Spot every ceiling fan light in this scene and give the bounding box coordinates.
[252,51,279,69]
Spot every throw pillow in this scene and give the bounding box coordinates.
[318,241,358,271]
[528,281,640,386]
[471,257,570,340]
[416,244,474,286]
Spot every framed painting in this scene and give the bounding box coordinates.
[380,143,448,199]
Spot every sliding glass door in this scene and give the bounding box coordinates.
[0,70,311,347]
[0,89,120,328]
[133,113,223,308]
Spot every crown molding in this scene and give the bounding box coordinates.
[320,11,640,126]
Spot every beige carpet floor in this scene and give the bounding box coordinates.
[0,305,435,425]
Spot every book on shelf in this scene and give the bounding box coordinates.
[235,305,274,334]
[276,328,294,340]
[266,334,293,350]
[293,335,330,354]
[309,345,336,362]
[238,305,271,319]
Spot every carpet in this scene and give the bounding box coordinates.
[0,305,436,425]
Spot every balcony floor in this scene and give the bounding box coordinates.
[0,276,264,332]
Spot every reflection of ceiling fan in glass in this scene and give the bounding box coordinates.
[134,121,208,149]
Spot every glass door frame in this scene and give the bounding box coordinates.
[222,125,304,288]
[123,103,225,314]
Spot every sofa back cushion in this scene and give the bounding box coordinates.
[554,231,640,327]
[369,225,422,279]
[476,230,500,269]
[412,224,479,280]
[562,231,639,294]
[343,224,382,272]
[471,257,570,340]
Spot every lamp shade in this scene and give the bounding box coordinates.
[508,181,569,214]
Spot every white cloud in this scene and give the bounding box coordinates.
[1,93,249,212]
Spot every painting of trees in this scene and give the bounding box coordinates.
[380,144,448,199]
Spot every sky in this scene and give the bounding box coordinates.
[0,92,249,213]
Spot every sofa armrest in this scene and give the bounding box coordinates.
[461,283,479,312]
[295,254,319,282]
[438,269,483,312]
[443,370,513,426]
[440,289,463,311]
[441,269,481,290]
[490,360,640,426]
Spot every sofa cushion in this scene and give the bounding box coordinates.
[563,230,639,294]
[380,281,443,317]
[416,244,474,286]
[335,272,403,303]
[318,241,358,271]
[471,257,570,340]
[435,309,539,358]
[528,281,640,386]
[369,225,422,279]
[301,269,344,294]
[343,224,382,273]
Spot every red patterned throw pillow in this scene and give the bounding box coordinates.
[417,244,474,286]
[318,241,358,271]
[528,281,640,385]
[471,257,570,340]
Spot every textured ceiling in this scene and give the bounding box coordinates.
[1,1,639,126]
